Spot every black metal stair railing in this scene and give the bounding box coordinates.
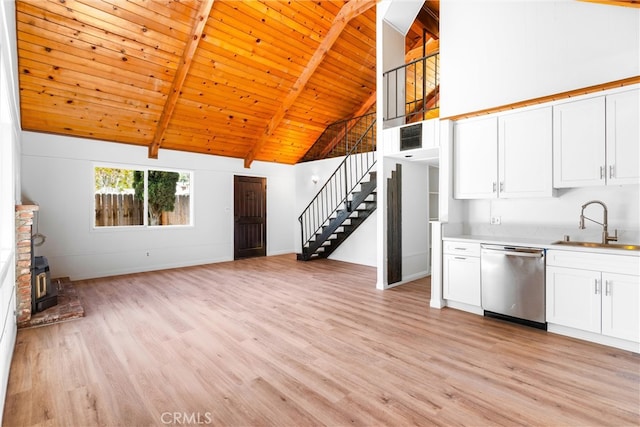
[298,119,376,258]
[300,112,376,162]
[383,51,439,126]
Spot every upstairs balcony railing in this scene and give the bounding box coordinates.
[383,51,439,127]
[300,112,376,163]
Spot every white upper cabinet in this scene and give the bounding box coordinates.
[453,116,498,199]
[498,107,554,198]
[606,89,640,185]
[554,88,639,188]
[454,107,554,199]
[553,96,605,187]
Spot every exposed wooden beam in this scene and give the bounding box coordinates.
[442,76,640,121]
[579,0,640,8]
[243,0,376,168]
[148,0,215,159]
[405,39,439,63]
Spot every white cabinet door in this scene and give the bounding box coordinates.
[553,97,606,188]
[606,89,640,185]
[443,254,481,306]
[601,272,640,343]
[498,107,553,198]
[453,117,498,199]
[546,266,601,334]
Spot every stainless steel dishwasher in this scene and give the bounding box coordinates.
[480,244,546,329]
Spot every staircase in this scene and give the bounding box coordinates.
[297,172,376,260]
[297,118,376,261]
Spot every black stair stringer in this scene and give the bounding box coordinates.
[298,172,376,261]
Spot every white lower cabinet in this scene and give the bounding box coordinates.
[546,249,640,351]
[443,241,481,312]
[601,272,640,342]
[546,266,602,334]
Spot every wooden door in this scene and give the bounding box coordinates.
[234,176,267,259]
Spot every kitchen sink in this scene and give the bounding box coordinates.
[551,241,640,251]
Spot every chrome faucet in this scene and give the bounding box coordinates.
[579,200,618,245]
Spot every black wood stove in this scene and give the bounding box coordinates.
[32,255,57,313]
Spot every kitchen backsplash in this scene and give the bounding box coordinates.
[462,223,640,245]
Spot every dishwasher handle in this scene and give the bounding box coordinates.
[481,245,544,258]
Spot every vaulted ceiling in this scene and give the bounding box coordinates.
[15,0,440,167]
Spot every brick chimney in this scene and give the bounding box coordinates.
[15,204,38,326]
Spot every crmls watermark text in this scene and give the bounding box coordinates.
[160,412,213,425]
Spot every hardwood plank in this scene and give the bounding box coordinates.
[18,41,172,91]
[19,88,160,124]
[19,98,158,137]
[4,255,639,426]
[16,20,178,81]
[96,0,195,36]
[39,0,188,52]
[20,109,153,145]
[16,2,180,64]
[19,80,164,115]
[18,57,168,105]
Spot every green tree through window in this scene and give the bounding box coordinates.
[134,170,180,225]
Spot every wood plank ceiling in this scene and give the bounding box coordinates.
[16,0,380,166]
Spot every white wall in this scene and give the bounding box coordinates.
[0,0,20,422]
[440,1,640,117]
[400,160,429,281]
[465,185,640,243]
[294,156,377,266]
[21,132,296,280]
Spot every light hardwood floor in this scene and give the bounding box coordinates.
[3,254,639,426]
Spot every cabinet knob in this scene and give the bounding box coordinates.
[600,166,605,180]
[492,182,497,192]
[609,165,614,179]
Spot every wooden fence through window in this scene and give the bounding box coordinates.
[94,194,190,226]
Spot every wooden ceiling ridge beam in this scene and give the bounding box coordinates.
[148,0,215,159]
[243,0,376,168]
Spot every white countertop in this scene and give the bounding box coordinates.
[443,234,640,257]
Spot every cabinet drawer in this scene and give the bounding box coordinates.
[443,241,481,257]
[547,249,640,276]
